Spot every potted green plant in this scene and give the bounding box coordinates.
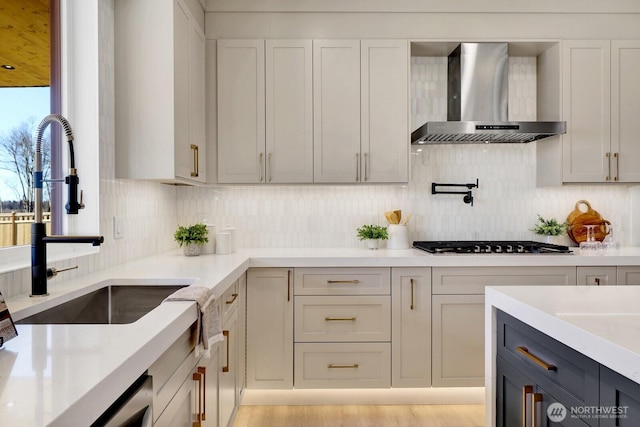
[357,224,389,250]
[531,214,567,244]
[174,223,209,256]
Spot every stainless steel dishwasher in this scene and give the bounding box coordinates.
[90,373,153,427]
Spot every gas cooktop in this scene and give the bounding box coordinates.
[413,241,573,254]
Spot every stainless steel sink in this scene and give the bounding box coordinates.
[17,284,187,325]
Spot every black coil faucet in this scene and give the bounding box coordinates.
[31,114,104,297]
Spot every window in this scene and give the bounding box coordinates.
[0,0,61,249]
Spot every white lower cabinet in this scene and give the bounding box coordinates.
[197,344,220,427]
[150,325,198,425]
[151,276,246,427]
[617,266,640,284]
[577,266,640,285]
[431,266,576,387]
[219,306,238,427]
[577,266,618,286]
[247,268,293,389]
[391,268,431,388]
[432,294,485,387]
[293,267,392,388]
[153,368,199,427]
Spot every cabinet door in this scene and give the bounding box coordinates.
[562,40,611,183]
[154,370,199,427]
[432,294,484,387]
[617,266,640,285]
[247,268,293,389]
[313,40,361,183]
[236,273,246,404]
[391,267,431,387]
[600,366,640,427]
[218,39,265,183]
[198,343,220,427]
[496,355,536,427]
[188,5,206,182]
[612,41,640,183]
[266,40,313,183]
[173,0,192,180]
[219,308,238,427]
[361,40,409,183]
[577,266,617,286]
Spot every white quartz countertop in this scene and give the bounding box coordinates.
[2,246,640,426]
[484,284,640,426]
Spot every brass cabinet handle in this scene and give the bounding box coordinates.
[197,367,207,420]
[516,346,557,371]
[192,371,203,426]
[259,153,264,182]
[364,152,369,181]
[287,269,291,302]
[327,279,360,284]
[595,277,601,286]
[268,152,273,182]
[606,152,611,181]
[225,293,238,304]
[328,363,359,369]
[355,153,360,181]
[410,278,415,310]
[325,317,356,321]
[531,392,542,426]
[222,330,230,372]
[614,152,619,181]
[190,144,199,177]
[522,385,533,427]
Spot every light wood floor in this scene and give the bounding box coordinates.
[234,405,485,427]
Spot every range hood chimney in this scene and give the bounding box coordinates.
[411,42,566,144]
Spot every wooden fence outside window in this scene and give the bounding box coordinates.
[0,213,51,248]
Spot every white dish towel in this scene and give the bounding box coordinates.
[164,285,224,357]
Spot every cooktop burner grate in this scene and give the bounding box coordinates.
[413,241,573,254]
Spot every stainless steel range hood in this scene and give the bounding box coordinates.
[411,43,566,144]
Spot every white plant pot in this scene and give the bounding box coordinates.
[366,239,380,250]
[182,243,202,256]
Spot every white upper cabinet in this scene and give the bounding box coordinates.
[115,0,205,184]
[611,40,640,182]
[561,40,611,183]
[313,39,409,184]
[361,40,409,183]
[266,40,314,183]
[217,39,313,184]
[561,40,640,183]
[313,40,362,183]
[217,38,409,184]
[217,39,266,184]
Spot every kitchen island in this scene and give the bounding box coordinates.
[2,246,640,426]
[485,285,640,427]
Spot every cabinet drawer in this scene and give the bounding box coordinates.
[220,279,239,322]
[294,342,391,388]
[497,310,599,408]
[294,268,390,296]
[432,266,576,294]
[294,296,390,342]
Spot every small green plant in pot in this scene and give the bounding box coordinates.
[174,223,209,256]
[357,224,388,250]
[531,215,567,243]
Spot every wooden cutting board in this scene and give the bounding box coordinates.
[566,200,610,244]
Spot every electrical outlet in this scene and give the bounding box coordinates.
[113,216,124,239]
